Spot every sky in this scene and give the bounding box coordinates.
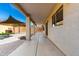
[0,3,26,23]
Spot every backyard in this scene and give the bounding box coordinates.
[0,32,14,40]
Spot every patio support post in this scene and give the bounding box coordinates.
[33,24,36,34]
[26,16,31,40]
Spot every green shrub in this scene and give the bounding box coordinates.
[0,32,14,35]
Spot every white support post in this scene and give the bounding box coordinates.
[33,24,36,34]
[26,17,31,40]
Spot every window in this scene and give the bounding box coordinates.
[52,5,63,26]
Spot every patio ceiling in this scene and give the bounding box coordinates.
[18,3,56,24]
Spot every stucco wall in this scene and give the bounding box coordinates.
[0,24,26,33]
[20,26,26,32]
[0,24,13,33]
[47,4,79,56]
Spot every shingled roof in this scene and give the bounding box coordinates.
[0,16,26,26]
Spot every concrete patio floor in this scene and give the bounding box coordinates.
[9,32,65,56]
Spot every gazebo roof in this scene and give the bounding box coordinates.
[0,16,26,26]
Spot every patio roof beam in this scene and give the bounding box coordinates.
[13,3,36,25]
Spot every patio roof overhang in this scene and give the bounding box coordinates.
[14,3,36,25]
[14,3,56,24]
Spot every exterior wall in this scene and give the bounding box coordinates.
[14,26,26,33]
[0,24,13,33]
[20,26,26,32]
[0,24,26,33]
[14,27,19,33]
[47,4,79,55]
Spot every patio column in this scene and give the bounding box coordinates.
[31,25,35,35]
[26,16,31,40]
[33,24,36,34]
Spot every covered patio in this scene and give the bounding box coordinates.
[0,3,69,56]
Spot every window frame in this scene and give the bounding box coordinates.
[52,5,63,26]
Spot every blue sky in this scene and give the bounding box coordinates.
[0,3,26,23]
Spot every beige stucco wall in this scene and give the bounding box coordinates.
[20,26,26,32]
[0,24,13,33]
[14,26,19,33]
[0,24,26,33]
[47,4,79,56]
